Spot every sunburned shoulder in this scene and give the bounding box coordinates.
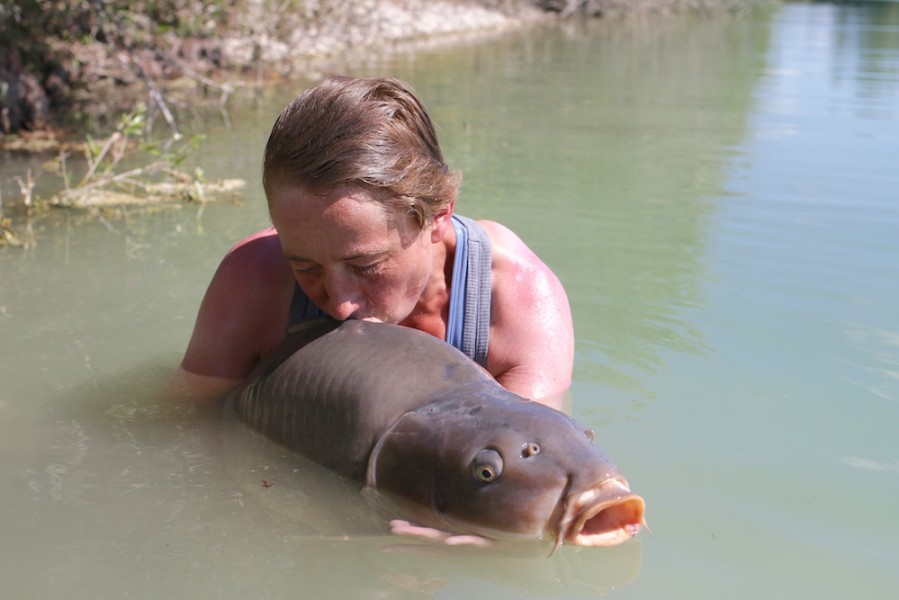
[476,219,558,290]
[475,219,526,254]
[178,227,295,390]
[474,219,574,405]
[220,227,285,277]
[203,229,297,301]
[212,227,295,324]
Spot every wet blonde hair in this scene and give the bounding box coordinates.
[263,76,461,227]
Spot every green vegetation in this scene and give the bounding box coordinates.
[1,0,235,133]
[45,105,243,209]
[0,103,244,248]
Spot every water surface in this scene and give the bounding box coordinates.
[2,2,898,598]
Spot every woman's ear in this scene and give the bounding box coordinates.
[430,200,455,243]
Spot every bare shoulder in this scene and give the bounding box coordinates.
[207,228,293,316]
[221,228,287,277]
[477,220,574,406]
[477,220,568,319]
[180,228,295,383]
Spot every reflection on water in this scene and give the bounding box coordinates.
[398,14,775,393]
[2,2,899,599]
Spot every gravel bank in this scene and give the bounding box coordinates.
[221,1,549,73]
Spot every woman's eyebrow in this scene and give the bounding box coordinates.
[283,249,389,262]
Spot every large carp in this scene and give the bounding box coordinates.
[233,318,645,549]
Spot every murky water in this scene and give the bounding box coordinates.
[2,2,898,598]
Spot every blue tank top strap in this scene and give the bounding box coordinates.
[446,214,492,367]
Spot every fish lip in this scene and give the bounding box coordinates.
[560,478,646,548]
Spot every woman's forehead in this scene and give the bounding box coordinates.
[271,187,423,260]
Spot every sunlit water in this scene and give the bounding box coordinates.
[2,2,898,598]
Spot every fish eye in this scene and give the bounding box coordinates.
[521,442,541,458]
[471,449,503,483]
[584,429,595,442]
[474,465,496,482]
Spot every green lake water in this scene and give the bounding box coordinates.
[2,2,898,597]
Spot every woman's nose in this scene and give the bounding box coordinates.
[323,275,363,320]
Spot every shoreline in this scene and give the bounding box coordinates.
[0,0,761,141]
[2,1,550,142]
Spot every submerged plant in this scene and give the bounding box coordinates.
[35,105,244,209]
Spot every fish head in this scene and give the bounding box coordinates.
[366,388,646,548]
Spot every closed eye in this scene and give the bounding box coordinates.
[352,263,380,275]
[294,266,320,277]
[349,258,388,276]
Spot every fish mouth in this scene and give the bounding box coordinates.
[559,478,646,548]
